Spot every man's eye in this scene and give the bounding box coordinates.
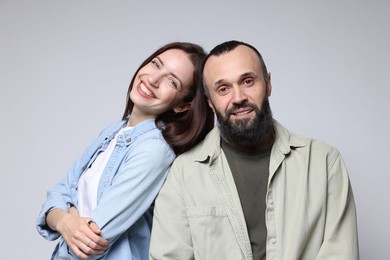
[243,78,254,86]
[217,86,229,95]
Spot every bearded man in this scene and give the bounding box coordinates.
[149,40,359,260]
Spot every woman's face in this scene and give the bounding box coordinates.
[130,49,194,120]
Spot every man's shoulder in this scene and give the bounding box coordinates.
[274,120,338,155]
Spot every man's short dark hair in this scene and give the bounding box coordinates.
[202,40,269,96]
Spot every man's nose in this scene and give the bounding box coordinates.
[232,86,247,104]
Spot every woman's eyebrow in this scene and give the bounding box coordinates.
[156,56,164,66]
[157,56,183,89]
[173,73,183,89]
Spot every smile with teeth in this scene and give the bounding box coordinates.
[235,110,251,116]
[139,82,156,98]
[232,108,252,115]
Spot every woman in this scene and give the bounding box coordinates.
[36,42,214,259]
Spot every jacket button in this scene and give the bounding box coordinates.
[126,137,131,143]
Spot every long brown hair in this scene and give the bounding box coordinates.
[122,42,214,155]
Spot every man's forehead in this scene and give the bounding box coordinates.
[204,46,262,83]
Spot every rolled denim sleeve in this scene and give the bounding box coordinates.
[35,123,117,241]
[36,149,91,240]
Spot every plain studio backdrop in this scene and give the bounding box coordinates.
[1,0,389,259]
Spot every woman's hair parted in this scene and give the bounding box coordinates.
[122,42,214,155]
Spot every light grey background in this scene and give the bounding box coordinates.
[1,0,389,259]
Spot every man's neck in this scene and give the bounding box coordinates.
[221,129,275,153]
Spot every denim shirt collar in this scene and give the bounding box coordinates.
[103,118,158,147]
[120,118,158,146]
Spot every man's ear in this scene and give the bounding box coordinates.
[207,99,216,113]
[266,72,272,97]
[173,102,191,113]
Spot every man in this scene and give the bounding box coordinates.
[149,40,359,260]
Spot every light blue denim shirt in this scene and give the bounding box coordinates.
[37,119,175,259]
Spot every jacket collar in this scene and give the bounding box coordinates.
[194,119,306,164]
[193,127,222,164]
[272,120,306,154]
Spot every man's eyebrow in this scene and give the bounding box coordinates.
[214,79,225,86]
[241,71,257,78]
[213,72,258,87]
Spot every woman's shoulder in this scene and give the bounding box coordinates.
[102,120,128,133]
[89,120,127,144]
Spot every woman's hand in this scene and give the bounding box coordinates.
[46,208,109,259]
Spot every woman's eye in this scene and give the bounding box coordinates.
[168,78,179,89]
[151,60,160,68]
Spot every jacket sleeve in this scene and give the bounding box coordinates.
[85,137,175,260]
[36,137,99,241]
[36,121,122,241]
[36,165,76,240]
[316,149,359,260]
[149,160,195,260]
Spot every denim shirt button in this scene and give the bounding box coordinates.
[126,137,131,143]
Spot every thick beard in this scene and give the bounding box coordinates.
[215,98,274,147]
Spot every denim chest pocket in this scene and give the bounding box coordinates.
[186,206,243,260]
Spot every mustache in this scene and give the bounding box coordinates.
[226,102,259,117]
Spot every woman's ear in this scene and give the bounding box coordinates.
[173,102,191,113]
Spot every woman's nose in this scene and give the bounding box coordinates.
[147,73,162,88]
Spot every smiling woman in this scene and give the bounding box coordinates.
[36,42,214,260]
[129,49,194,123]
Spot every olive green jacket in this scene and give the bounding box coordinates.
[150,121,359,260]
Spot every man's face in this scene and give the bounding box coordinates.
[203,45,273,146]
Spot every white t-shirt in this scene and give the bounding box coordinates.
[77,127,132,217]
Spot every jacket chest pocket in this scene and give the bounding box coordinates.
[186,206,243,260]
